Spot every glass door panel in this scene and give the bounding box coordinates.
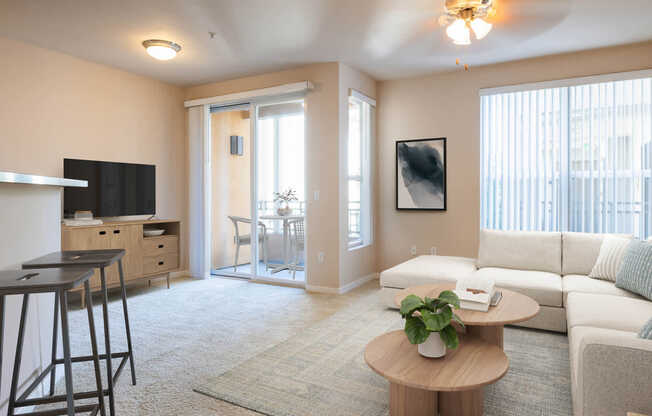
[254,100,306,283]
[209,105,255,278]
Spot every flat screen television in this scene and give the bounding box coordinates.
[64,158,155,218]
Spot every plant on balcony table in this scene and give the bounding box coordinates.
[273,188,298,216]
[399,291,464,357]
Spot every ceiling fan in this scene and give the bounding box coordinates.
[438,0,496,45]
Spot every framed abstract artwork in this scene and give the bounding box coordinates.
[396,137,447,210]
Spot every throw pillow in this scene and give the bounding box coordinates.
[615,240,652,301]
[639,317,652,339]
[589,235,632,282]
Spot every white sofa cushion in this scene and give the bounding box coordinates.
[562,232,632,276]
[562,232,606,276]
[562,274,643,305]
[566,292,652,332]
[473,267,563,307]
[379,255,476,289]
[477,229,562,274]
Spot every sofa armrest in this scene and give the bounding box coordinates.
[574,327,652,416]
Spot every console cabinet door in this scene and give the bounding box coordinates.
[110,224,143,280]
[62,226,116,288]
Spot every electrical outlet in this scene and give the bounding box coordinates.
[318,252,325,263]
[430,246,437,256]
[410,245,417,256]
[314,190,320,201]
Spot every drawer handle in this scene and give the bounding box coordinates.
[99,231,106,235]
[158,261,165,266]
[113,230,120,234]
[158,244,164,249]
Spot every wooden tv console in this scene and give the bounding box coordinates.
[62,219,181,307]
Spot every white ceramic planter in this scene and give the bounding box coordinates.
[418,333,446,358]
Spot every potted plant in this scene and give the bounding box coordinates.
[399,291,464,358]
[273,188,298,216]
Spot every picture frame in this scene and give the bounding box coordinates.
[396,137,447,211]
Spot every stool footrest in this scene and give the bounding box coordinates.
[17,389,109,407]
[54,351,129,365]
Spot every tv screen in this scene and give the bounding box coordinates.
[64,158,155,218]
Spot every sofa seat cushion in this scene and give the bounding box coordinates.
[477,229,562,274]
[473,267,562,307]
[562,274,643,305]
[379,255,476,289]
[566,292,652,332]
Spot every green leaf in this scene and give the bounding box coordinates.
[439,325,459,349]
[423,296,438,311]
[437,290,460,309]
[452,313,465,329]
[404,316,430,344]
[400,295,425,316]
[421,306,452,332]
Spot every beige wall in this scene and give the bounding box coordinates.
[338,63,378,287]
[0,36,188,268]
[377,41,652,271]
[187,63,342,289]
[211,110,252,269]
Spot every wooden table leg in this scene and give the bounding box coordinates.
[389,383,437,416]
[466,325,504,349]
[439,388,483,416]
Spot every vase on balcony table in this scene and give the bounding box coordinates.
[277,205,291,216]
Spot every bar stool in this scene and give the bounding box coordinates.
[23,249,136,416]
[0,268,105,416]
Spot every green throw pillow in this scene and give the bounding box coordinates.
[615,240,652,301]
[640,317,652,339]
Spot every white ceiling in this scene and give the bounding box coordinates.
[1,0,651,86]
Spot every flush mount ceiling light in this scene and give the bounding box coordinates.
[142,39,181,60]
[439,0,495,45]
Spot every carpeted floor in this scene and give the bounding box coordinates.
[36,277,571,415]
[195,287,572,416]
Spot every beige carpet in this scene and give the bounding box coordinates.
[195,290,572,416]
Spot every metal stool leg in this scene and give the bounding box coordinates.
[0,295,5,400]
[49,293,59,396]
[8,294,29,416]
[117,259,137,386]
[85,281,106,416]
[59,289,75,416]
[100,267,116,416]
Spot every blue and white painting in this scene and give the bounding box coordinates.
[396,138,446,210]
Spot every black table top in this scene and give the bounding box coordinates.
[22,249,125,270]
[0,268,94,294]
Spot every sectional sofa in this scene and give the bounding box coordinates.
[380,230,652,416]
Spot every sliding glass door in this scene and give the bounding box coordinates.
[209,104,255,278]
[210,98,306,285]
[254,100,306,283]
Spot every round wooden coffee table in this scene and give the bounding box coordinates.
[365,331,508,416]
[394,283,540,349]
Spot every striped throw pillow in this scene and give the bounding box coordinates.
[589,235,631,282]
[616,240,652,301]
[640,317,652,339]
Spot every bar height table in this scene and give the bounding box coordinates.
[23,249,137,416]
[0,268,104,416]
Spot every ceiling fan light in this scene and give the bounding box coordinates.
[446,19,471,45]
[470,18,492,40]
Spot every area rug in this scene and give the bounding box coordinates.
[195,293,572,416]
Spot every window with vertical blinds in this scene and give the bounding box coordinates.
[480,74,652,239]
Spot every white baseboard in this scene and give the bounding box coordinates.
[306,272,379,295]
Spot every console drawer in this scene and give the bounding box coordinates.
[143,236,178,256]
[143,253,178,275]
